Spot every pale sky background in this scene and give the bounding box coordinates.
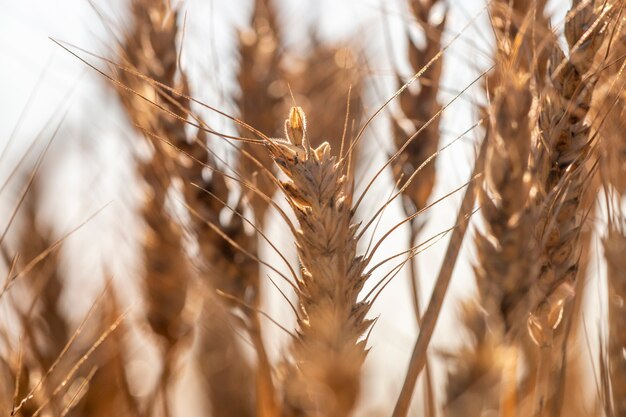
[1,0,602,415]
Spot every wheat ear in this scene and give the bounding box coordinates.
[530,0,607,334]
[267,107,370,417]
[529,1,610,415]
[236,0,284,226]
[475,21,537,336]
[116,0,192,349]
[445,4,543,415]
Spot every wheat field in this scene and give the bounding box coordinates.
[1,0,625,416]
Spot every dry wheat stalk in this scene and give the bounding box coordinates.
[393,138,486,417]
[446,4,539,415]
[604,223,626,416]
[267,107,370,417]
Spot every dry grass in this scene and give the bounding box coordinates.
[2,0,626,416]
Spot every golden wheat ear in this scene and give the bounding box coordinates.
[266,107,371,417]
[445,3,544,413]
[528,1,614,415]
[236,0,284,227]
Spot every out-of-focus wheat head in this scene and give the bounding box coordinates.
[236,0,284,226]
[444,302,509,417]
[117,0,192,349]
[446,4,537,414]
[391,0,445,218]
[475,45,536,335]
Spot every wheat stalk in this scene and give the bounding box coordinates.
[446,55,536,417]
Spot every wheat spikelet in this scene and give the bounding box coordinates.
[267,107,370,417]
